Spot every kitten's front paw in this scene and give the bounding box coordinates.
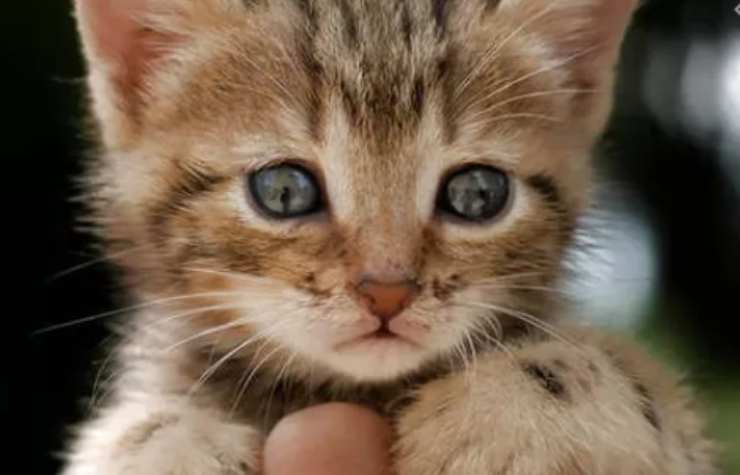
[393,340,669,475]
[65,403,262,475]
[117,415,260,474]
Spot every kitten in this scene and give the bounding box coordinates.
[65,0,717,474]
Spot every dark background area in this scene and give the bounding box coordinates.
[13,1,739,473]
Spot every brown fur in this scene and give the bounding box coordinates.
[64,1,716,474]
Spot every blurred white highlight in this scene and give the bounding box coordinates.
[565,196,659,329]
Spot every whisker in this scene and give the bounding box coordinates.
[259,348,297,423]
[450,300,579,349]
[448,322,474,375]
[229,324,295,413]
[189,338,258,397]
[463,270,547,281]
[473,282,571,296]
[479,45,601,107]
[153,298,310,334]
[465,111,563,127]
[471,317,516,362]
[466,87,598,121]
[462,325,479,386]
[32,291,248,335]
[45,245,147,283]
[89,368,124,410]
[455,3,559,97]
[152,303,246,328]
[229,366,252,416]
[476,310,503,341]
[265,350,298,409]
[191,319,294,398]
[183,267,272,282]
[183,267,314,293]
[88,336,119,410]
[164,318,251,352]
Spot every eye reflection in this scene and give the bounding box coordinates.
[439,166,510,222]
[248,164,321,218]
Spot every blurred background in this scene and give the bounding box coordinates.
[15,0,739,473]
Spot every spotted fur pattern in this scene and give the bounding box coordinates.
[64,0,716,473]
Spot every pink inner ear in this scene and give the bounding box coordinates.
[591,0,638,56]
[77,0,173,100]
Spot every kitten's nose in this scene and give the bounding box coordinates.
[354,279,419,322]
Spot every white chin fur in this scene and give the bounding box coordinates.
[261,307,465,383]
[321,338,432,382]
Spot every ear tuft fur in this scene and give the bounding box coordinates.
[499,0,639,132]
[505,0,638,82]
[74,0,236,145]
[76,0,178,110]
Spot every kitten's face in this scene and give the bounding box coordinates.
[76,0,635,382]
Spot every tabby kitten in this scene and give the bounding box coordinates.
[65,0,716,473]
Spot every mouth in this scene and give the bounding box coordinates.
[370,326,396,339]
[334,324,421,351]
[319,318,431,381]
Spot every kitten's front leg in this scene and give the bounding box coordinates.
[394,329,716,475]
[63,395,262,475]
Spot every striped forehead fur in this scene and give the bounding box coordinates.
[75,0,635,382]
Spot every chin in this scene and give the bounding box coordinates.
[322,336,433,382]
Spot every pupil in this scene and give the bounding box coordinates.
[280,186,292,212]
[249,164,320,218]
[442,166,508,221]
[464,191,479,216]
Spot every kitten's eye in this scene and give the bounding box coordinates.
[438,166,510,222]
[248,164,322,218]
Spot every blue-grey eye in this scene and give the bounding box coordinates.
[439,166,510,222]
[249,164,322,218]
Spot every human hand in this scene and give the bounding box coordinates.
[264,403,393,475]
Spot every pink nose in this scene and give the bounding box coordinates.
[354,280,419,322]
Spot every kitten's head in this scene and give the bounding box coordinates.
[76,0,636,382]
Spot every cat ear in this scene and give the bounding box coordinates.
[75,0,185,143]
[76,0,166,92]
[546,0,638,85]
[502,0,639,128]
